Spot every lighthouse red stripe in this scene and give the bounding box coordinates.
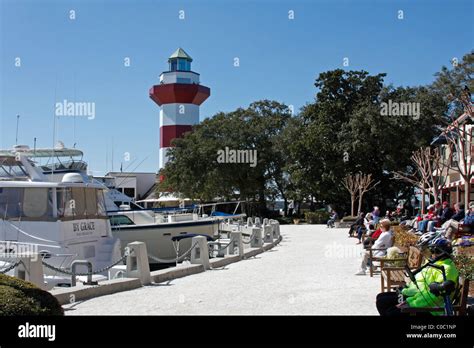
[160,125,193,148]
[150,84,210,106]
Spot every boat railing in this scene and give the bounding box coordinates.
[41,160,88,173]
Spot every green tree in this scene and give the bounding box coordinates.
[159,100,292,215]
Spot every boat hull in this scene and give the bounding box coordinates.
[111,219,219,263]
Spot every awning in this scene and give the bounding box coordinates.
[438,177,474,190]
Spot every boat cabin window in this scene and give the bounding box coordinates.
[109,214,135,226]
[0,187,54,221]
[57,187,108,220]
[0,158,29,179]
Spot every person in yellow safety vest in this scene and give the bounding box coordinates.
[376,236,459,316]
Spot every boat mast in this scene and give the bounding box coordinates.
[15,115,20,145]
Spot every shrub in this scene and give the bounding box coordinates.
[0,275,64,316]
[393,227,419,249]
[453,252,474,281]
[341,216,358,222]
[305,211,330,224]
[275,216,293,225]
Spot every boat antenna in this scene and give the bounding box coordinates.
[73,72,76,145]
[33,137,37,157]
[15,115,20,145]
[111,137,114,172]
[52,74,58,176]
[105,139,108,173]
[114,155,151,188]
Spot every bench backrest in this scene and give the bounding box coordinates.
[407,246,423,269]
[457,278,470,316]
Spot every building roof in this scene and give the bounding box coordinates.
[168,48,193,62]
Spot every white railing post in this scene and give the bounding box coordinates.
[263,221,273,243]
[126,242,151,285]
[191,236,210,270]
[229,231,244,257]
[270,220,280,239]
[250,227,263,248]
[15,252,45,289]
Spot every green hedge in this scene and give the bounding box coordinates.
[305,211,330,224]
[0,275,64,316]
[341,216,358,222]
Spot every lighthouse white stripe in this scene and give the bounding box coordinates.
[160,147,171,169]
[160,103,200,127]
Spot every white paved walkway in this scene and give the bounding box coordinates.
[65,225,380,315]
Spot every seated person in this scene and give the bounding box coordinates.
[363,212,373,231]
[457,201,474,235]
[355,219,393,275]
[375,237,459,316]
[361,224,377,247]
[428,201,453,232]
[417,205,436,233]
[439,203,465,240]
[348,212,365,237]
[327,210,338,228]
[371,206,380,225]
[404,208,421,229]
[357,223,374,245]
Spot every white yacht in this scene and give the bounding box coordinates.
[109,209,220,263]
[108,201,247,264]
[0,151,121,288]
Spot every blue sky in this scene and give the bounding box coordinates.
[1,0,473,174]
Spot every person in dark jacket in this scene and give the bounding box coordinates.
[348,212,364,237]
[327,210,338,228]
[451,203,465,221]
[439,201,454,223]
[428,201,453,232]
[439,203,465,240]
[462,202,474,230]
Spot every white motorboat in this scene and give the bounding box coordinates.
[109,209,220,263]
[0,151,121,288]
[109,201,249,263]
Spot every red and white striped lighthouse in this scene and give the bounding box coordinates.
[149,48,210,169]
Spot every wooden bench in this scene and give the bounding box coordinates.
[455,224,473,239]
[368,248,387,277]
[400,279,470,316]
[380,246,423,292]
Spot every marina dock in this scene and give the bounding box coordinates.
[64,225,379,315]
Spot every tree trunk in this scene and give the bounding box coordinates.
[283,198,288,217]
[421,189,425,214]
[350,194,355,216]
[465,181,470,209]
[358,192,364,215]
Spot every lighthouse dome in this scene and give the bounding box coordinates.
[168,48,192,72]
